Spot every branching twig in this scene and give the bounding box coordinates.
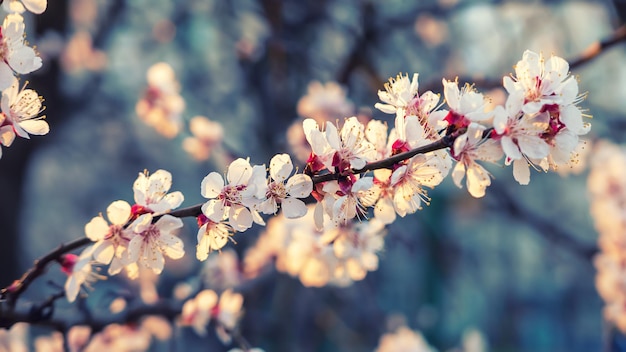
[1,237,92,307]
[489,181,597,261]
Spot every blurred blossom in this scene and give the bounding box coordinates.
[297,81,354,122]
[152,19,176,43]
[244,205,386,287]
[34,332,63,352]
[0,323,28,352]
[235,12,270,61]
[182,115,224,161]
[60,31,107,74]
[139,268,160,304]
[460,329,488,352]
[552,138,590,175]
[141,316,172,341]
[69,0,98,30]
[414,14,448,47]
[288,81,356,163]
[109,297,127,313]
[589,140,626,332]
[67,326,91,352]
[173,282,194,300]
[202,248,243,290]
[82,323,152,351]
[61,245,105,302]
[180,289,244,344]
[375,326,436,352]
[135,62,185,138]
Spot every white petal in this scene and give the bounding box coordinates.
[201,172,224,198]
[374,103,397,114]
[269,153,293,182]
[501,136,522,160]
[8,46,41,74]
[286,174,312,198]
[466,163,490,198]
[451,161,466,189]
[0,126,15,147]
[559,105,584,134]
[518,135,549,159]
[159,234,185,259]
[92,241,115,265]
[23,0,47,14]
[202,200,226,222]
[227,158,253,185]
[442,79,460,110]
[512,159,530,185]
[155,215,183,233]
[374,197,396,225]
[84,216,109,241]
[106,200,131,225]
[0,64,16,92]
[131,214,153,233]
[229,206,253,232]
[18,119,47,136]
[126,235,143,264]
[282,198,308,219]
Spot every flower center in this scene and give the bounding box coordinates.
[219,185,246,206]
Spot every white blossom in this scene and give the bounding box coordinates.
[125,214,185,274]
[133,169,184,215]
[84,200,133,275]
[201,158,266,232]
[1,77,47,140]
[256,153,312,219]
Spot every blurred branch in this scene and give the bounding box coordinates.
[489,181,597,261]
[419,24,626,93]
[569,25,626,69]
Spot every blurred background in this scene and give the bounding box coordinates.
[1,0,625,351]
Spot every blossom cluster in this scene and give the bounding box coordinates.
[66,169,185,301]
[589,141,626,332]
[244,205,385,287]
[0,1,48,159]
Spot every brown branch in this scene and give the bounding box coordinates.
[569,25,626,70]
[489,181,597,261]
[311,133,457,184]
[1,237,92,307]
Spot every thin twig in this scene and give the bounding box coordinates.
[1,237,92,307]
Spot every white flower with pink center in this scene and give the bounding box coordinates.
[84,200,134,275]
[390,152,449,217]
[195,214,235,261]
[331,176,375,225]
[430,78,491,132]
[0,15,43,90]
[125,214,185,274]
[132,169,184,215]
[201,158,266,232]
[504,50,577,114]
[451,123,503,198]
[61,246,104,302]
[303,117,376,171]
[493,91,550,185]
[374,73,441,136]
[1,77,47,141]
[256,153,312,219]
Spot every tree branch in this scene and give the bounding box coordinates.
[1,237,92,307]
